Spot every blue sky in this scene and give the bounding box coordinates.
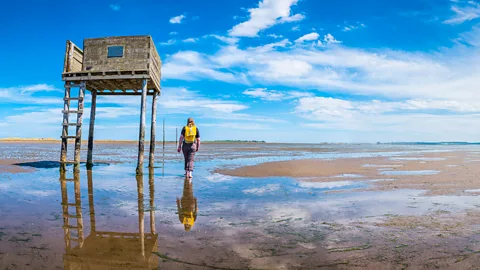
[1,0,480,143]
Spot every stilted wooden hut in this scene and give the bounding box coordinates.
[60,35,161,175]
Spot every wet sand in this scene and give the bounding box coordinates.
[1,142,479,269]
[217,150,480,196]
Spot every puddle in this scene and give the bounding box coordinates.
[379,170,440,176]
[333,174,364,178]
[388,157,446,161]
[298,180,366,190]
[363,164,404,168]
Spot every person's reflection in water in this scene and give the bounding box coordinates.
[176,178,198,231]
[59,169,159,269]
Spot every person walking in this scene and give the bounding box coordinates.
[177,117,200,178]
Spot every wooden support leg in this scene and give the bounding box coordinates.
[149,91,158,168]
[87,91,97,169]
[136,79,148,175]
[60,84,71,172]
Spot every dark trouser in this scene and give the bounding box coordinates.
[182,142,196,171]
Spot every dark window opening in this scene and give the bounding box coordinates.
[107,46,124,58]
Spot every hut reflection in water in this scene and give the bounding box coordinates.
[59,169,158,269]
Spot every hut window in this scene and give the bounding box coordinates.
[107,46,124,58]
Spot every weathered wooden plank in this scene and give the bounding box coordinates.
[64,97,83,101]
[62,110,83,114]
[87,91,97,168]
[136,79,148,175]
[96,92,156,96]
[149,91,157,168]
[61,136,80,139]
[63,73,150,81]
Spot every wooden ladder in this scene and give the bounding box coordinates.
[60,171,85,250]
[60,81,86,171]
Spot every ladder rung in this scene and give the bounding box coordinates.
[66,84,83,88]
[60,136,80,139]
[63,123,82,126]
[63,225,82,229]
[62,110,83,114]
[70,237,80,241]
[66,203,77,206]
[62,161,80,164]
[64,97,83,101]
[63,213,81,218]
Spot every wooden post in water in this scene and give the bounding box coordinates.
[136,79,148,175]
[148,91,157,168]
[87,90,97,169]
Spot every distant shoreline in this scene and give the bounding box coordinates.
[0,138,267,144]
[1,138,479,145]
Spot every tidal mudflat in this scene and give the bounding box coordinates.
[0,142,479,269]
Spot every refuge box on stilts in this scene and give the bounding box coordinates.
[60,35,161,175]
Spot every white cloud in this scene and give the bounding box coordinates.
[162,51,243,83]
[20,84,59,93]
[294,96,480,139]
[159,87,248,115]
[291,26,300,31]
[159,39,176,46]
[169,31,178,35]
[278,13,305,23]
[207,35,239,45]
[169,15,186,24]
[109,4,120,11]
[444,3,480,24]
[295,32,319,43]
[229,0,302,37]
[183,37,198,43]
[342,22,366,32]
[6,109,61,124]
[268,34,284,38]
[202,123,270,130]
[243,88,312,101]
[243,88,285,101]
[324,33,341,44]
[0,84,62,105]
